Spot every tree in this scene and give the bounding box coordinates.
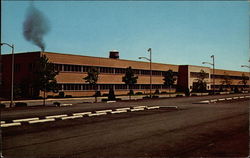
[193,69,207,93]
[240,73,248,90]
[34,55,59,105]
[83,67,99,102]
[122,66,138,100]
[163,69,176,97]
[220,73,232,91]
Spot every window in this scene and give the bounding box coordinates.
[14,64,21,72]
[115,68,125,74]
[100,67,114,74]
[152,71,162,76]
[115,84,127,90]
[82,66,91,72]
[141,70,150,75]
[54,64,62,71]
[141,84,150,89]
[100,84,113,90]
[190,72,209,78]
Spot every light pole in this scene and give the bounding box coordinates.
[139,48,152,98]
[1,43,14,107]
[202,55,215,95]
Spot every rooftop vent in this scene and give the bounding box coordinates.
[109,50,119,59]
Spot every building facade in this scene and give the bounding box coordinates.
[0,51,249,98]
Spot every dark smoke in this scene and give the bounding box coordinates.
[23,4,50,52]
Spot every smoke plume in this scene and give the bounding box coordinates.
[23,4,50,52]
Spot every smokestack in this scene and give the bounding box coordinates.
[23,3,50,52]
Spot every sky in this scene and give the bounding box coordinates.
[1,1,249,72]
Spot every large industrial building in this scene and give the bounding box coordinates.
[0,51,249,98]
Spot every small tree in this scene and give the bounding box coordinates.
[122,66,138,100]
[84,67,99,102]
[193,69,207,93]
[220,73,232,92]
[33,55,59,105]
[108,88,116,101]
[240,73,248,91]
[163,69,176,97]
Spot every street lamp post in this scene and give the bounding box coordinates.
[1,43,14,107]
[139,48,152,98]
[202,55,215,95]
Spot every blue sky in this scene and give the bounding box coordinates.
[2,1,249,72]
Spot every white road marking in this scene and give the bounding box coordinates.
[13,117,39,123]
[111,110,127,114]
[1,121,6,124]
[226,98,232,100]
[218,98,225,101]
[200,100,210,103]
[88,113,107,117]
[233,97,239,99]
[239,96,244,99]
[61,115,82,120]
[96,110,112,113]
[130,108,145,112]
[107,101,116,103]
[45,114,68,119]
[210,99,217,102]
[116,108,130,111]
[245,96,250,98]
[160,106,178,109]
[73,112,92,116]
[133,106,146,109]
[146,106,160,109]
[61,103,73,106]
[29,119,55,124]
[1,122,21,127]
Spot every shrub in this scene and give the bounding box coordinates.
[101,98,108,102]
[135,92,143,95]
[128,90,134,95]
[234,87,239,93]
[176,94,183,97]
[102,93,109,97]
[143,96,150,99]
[33,96,43,99]
[0,104,6,108]
[54,95,61,98]
[15,102,27,107]
[94,91,101,97]
[184,88,190,96]
[47,95,54,98]
[161,91,167,94]
[191,94,197,96]
[154,89,160,94]
[59,92,65,98]
[108,88,116,101]
[53,102,60,107]
[152,95,159,98]
[65,95,72,98]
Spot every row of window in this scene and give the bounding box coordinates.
[58,84,177,91]
[211,85,249,88]
[190,72,209,78]
[211,74,249,80]
[53,63,178,77]
[189,72,249,80]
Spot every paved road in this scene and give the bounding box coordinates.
[1,94,249,157]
